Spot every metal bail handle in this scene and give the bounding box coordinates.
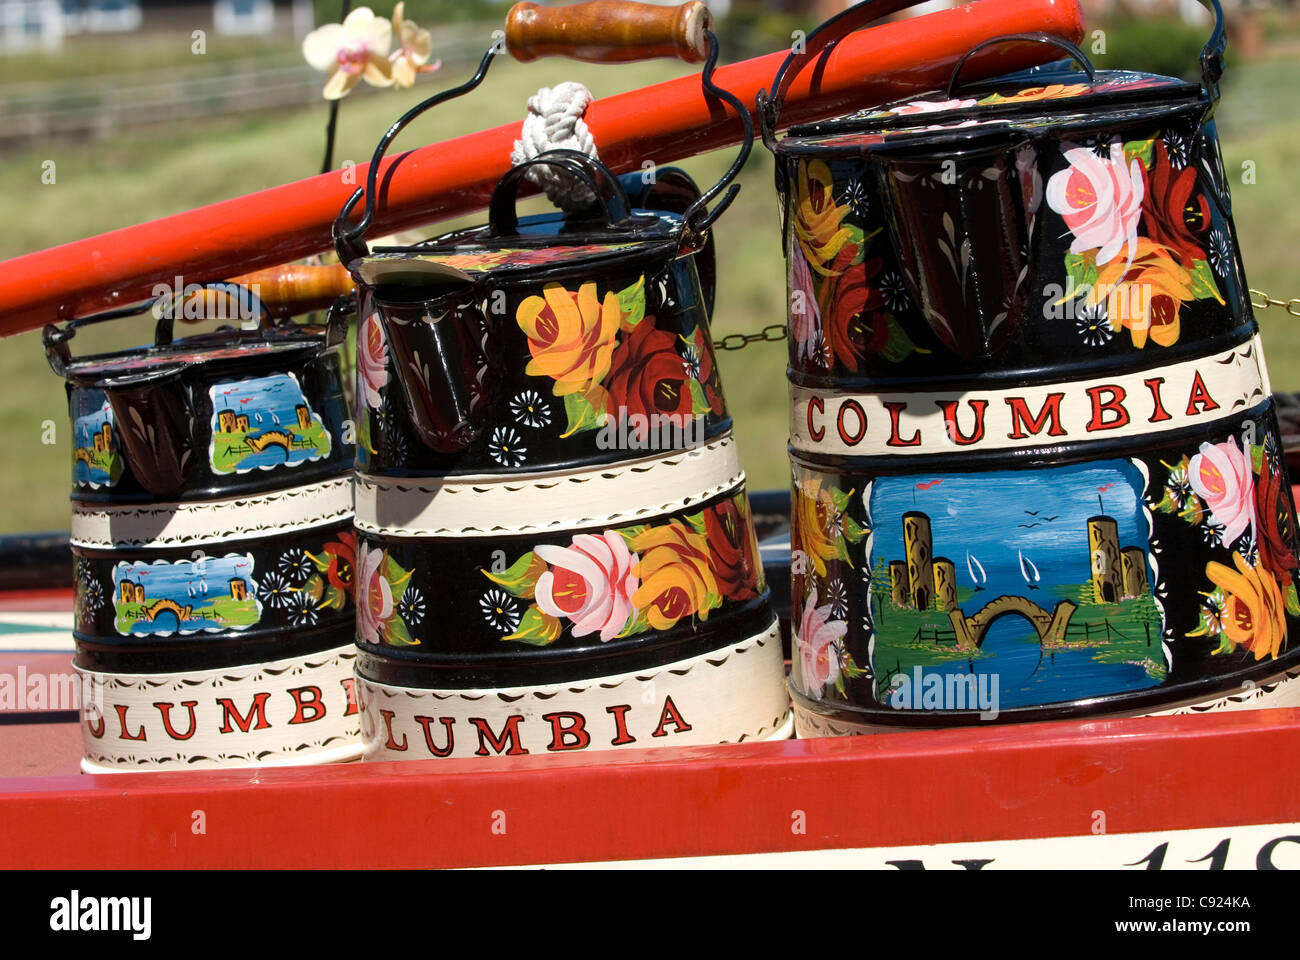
[945,32,1096,100]
[152,283,272,347]
[488,149,632,236]
[678,30,753,247]
[40,283,277,379]
[1196,0,1227,113]
[334,45,500,266]
[757,0,934,148]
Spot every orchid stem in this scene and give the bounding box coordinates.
[319,0,354,176]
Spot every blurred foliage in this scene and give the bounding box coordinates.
[311,0,507,25]
[1086,14,1224,82]
[0,34,294,83]
[714,7,809,61]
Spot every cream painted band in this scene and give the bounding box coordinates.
[70,476,354,549]
[76,643,362,772]
[357,619,792,760]
[790,334,1270,458]
[791,664,1300,738]
[355,433,745,538]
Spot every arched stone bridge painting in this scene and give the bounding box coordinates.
[867,459,1167,710]
[951,594,1077,650]
[112,555,262,636]
[209,372,332,475]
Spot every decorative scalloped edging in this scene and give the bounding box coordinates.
[1155,667,1300,715]
[355,435,745,537]
[71,476,354,549]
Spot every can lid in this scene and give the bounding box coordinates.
[62,324,327,382]
[780,60,1203,152]
[358,208,682,289]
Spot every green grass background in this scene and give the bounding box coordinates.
[0,37,1297,532]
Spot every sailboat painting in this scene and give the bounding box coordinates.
[1019,551,1041,590]
[865,458,1166,709]
[209,373,332,476]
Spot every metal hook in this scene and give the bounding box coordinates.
[333,45,499,265]
[680,31,753,247]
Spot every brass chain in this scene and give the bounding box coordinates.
[715,291,1300,349]
[1250,289,1300,318]
[713,323,788,351]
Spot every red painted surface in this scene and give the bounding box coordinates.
[0,709,1296,868]
[0,589,73,612]
[0,723,81,778]
[0,0,1085,336]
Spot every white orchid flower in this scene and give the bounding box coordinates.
[390,3,440,88]
[302,7,394,101]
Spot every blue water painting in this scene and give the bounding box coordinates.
[209,372,332,475]
[112,555,262,637]
[868,459,1166,710]
[72,390,120,488]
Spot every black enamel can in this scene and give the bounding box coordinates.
[332,41,790,760]
[44,307,361,770]
[759,0,1300,734]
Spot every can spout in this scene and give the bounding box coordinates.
[366,290,498,456]
[99,368,196,498]
[875,136,1037,361]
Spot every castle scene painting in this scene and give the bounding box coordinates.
[208,372,331,475]
[72,391,122,489]
[867,459,1166,709]
[112,555,262,637]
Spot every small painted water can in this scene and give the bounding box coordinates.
[43,304,361,770]
[333,43,790,760]
[760,0,1300,734]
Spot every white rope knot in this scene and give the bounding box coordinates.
[510,81,599,213]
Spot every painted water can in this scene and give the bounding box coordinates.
[333,43,790,761]
[760,0,1300,734]
[43,305,361,770]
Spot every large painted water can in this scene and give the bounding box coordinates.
[43,306,361,770]
[333,42,790,761]
[760,0,1300,734]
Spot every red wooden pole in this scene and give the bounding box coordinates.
[0,0,1083,336]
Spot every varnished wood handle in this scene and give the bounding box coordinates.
[506,1,712,63]
[178,263,354,321]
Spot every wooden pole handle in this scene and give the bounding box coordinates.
[506,1,713,63]
[178,264,354,321]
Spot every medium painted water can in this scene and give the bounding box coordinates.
[760,0,1300,734]
[333,44,790,761]
[43,305,361,770]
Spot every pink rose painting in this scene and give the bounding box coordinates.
[1016,144,1044,234]
[1046,140,1145,268]
[798,588,848,699]
[890,97,976,115]
[357,311,389,410]
[535,531,640,642]
[788,231,822,366]
[1189,437,1257,546]
[357,541,393,645]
